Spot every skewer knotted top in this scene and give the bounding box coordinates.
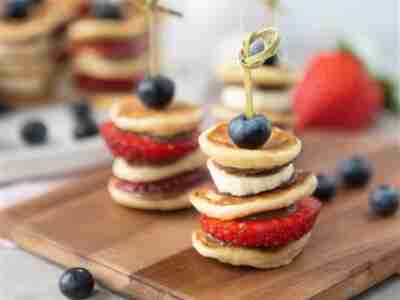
[239,27,280,69]
[144,0,183,17]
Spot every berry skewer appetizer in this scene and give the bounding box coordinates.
[212,1,297,128]
[101,1,206,211]
[68,0,149,95]
[191,28,321,268]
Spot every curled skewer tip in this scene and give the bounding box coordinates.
[239,27,280,69]
[239,27,280,118]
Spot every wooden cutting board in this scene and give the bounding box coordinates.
[0,133,399,300]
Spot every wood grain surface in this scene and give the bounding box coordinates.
[0,132,399,300]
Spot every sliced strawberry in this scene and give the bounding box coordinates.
[112,169,207,195]
[75,73,144,92]
[200,197,322,248]
[101,122,199,163]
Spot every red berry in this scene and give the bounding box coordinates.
[75,74,144,92]
[293,51,383,130]
[200,197,322,248]
[101,121,199,163]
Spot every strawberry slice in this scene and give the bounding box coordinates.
[101,122,199,164]
[75,74,145,92]
[200,197,322,248]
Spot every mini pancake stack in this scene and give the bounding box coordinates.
[191,123,321,268]
[192,27,321,269]
[101,96,207,210]
[0,0,73,107]
[68,0,148,95]
[213,59,298,128]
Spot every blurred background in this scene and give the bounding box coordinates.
[161,0,398,101]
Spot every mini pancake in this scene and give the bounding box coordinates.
[71,34,148,59]
[113,149,206,182]
[212,103,294,127]
[72,51,148,79]
[208,159,295,197]
[199,123,301,170]
[0,0,74,43]
[217,63,298,88]
[108,178,192,211]
[221,85,292,113]
[190,171,317,220]
[111,96,203,136]
[68,6,147,42]
[192,230,310,269]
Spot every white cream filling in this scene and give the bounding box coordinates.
[113,149,205,183]
[221,85,292,113]
[208,159,295,197]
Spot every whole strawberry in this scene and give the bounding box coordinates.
[293,51,383,129]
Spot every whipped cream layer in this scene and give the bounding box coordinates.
[221,85,292,113]
[208,159,295,197]
[113,149,205,183]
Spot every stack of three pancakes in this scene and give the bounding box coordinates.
[102,96,208,211]
[191,123,321,268]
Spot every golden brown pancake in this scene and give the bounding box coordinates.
[110,96,203,136]
[190,171,317,220]
[199,123,301,170]
[0,0,75,43]
[193,230,311,269]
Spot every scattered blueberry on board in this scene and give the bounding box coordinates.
[249,39,279,66]
[369,185,399,216]
[91,0,123,19]
[74,118,99,140]
[228,113,272,149]
[0,102,12,115]
[337,156,372,188]
[137,75,175,110]
[59,268,95,300]
[71,101,91,120]
[4,0,32,19]
[21,120,48,145]
[314,174,337,202]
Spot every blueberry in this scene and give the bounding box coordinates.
[337,156,372,188]
[74,118,99,139]
[70,101,91,120]
[0,102,12,115]
[249,39,279,66]
[21,120,47,145]
[4,0,32,19]
[137,75,175,110]
[91,0,123,19]
[314,174,337,201]
[228,113,272,149]
[369,185,399,216]
[59,268,95,300]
